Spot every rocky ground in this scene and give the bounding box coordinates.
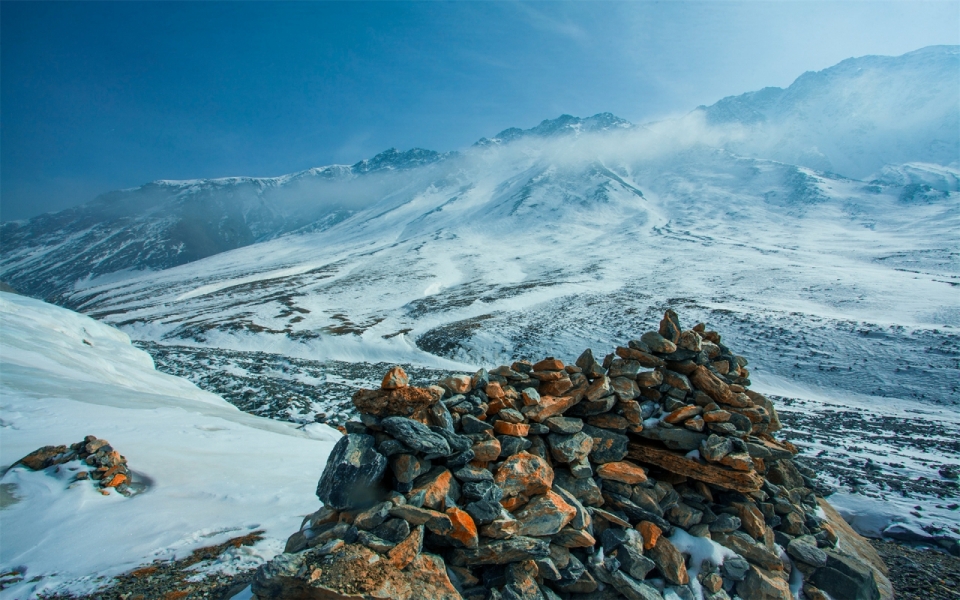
[136,342,449,425]
[33,532,264,600]
[869,539,960,600]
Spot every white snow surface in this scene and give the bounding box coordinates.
[0,293,341,598]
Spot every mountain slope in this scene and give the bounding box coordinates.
[700,45,959,177]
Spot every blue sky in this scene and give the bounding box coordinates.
[2,1,958,221]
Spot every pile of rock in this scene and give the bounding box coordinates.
[15,435,133,496]
[254,311,890,600]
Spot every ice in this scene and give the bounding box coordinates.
[0,293,341,598]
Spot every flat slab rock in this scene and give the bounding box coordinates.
[627,441,763,492]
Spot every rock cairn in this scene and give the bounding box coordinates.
[255,311,886,600]
[15,435,133,496]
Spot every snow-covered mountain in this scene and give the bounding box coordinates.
[3,46,956,304]
[0,46,957,407]
[699,45,959,178]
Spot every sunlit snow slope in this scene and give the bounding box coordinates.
[0,292,340,598]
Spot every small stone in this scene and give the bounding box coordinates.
[709,513,741,533]
[358,530,396,552]
[472,438,502,462]
[665,502,703,528]
[495,421,531,437]
[494,452,554,498]
[596,461,648,485]
[514,490,577,537]
[461,415,494,433]
[551,527,596,548]
[411,467,459,510]
[522,395,580,422]
[354,501,393,530]
[547,431,593,464]
[372,517,410,543]
[451,536,551,566]
[388,524,424,569]
[582,424,630,463]
[636,369,664,388]
[441,375,474,394]
[641,331,677,354]
[588,414,631,431]
[703,572,723,593]
[618,543,657,580]
[462,480,504,502]
[736,566,792,600]
[722,556,750,581]
[730,501,766,540]
[454,464,494,482]
[545,417,583,434]
[553,468,604,506]
[533,358,564,371]
[465,500,502,525]
[444,506,479,548]
[498,435,532,457]
[648,536,690,585]
[664,405,702,424]
[637,521,662,550]
[700,434,733,462]
[480,512,521,539]
[787,537,828,568]
[381,366,409,390]
[352,385,441,418]
[382,417,452,456]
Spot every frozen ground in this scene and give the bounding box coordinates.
[0,293,341,598]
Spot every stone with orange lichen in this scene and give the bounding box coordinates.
[471,439,501,462]
[689,365,736,405]
[381,366,409,390]
[352,386,441,418]
[649,536,690,585]
[494,452,553,498]
[533,358,564,371]
[538,377,574,397]
[637,520,662,550]
[410,467,457,511]
[388,525,424,569]
[494,421,530,437]
[587,414,630,431]
[443,507,479,548]
[485,382,506,400]
[500,496,528,512]
[596,461,648,485]
[521,395,578,423]
[103,473,127,488]
[663,404,702,424]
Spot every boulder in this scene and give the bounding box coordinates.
[316,434,388,510]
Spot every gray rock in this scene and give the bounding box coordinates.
[787,537,827,568]
[709,513,741,533]
[463,480,504,502]
[545,417,584,434]
[315,433,387,510]
[381,417,452,456]
[618,543,657,580]
[582,424,630,463]
[609,359,643,379]
[554,468,604,506]
[647,427,707,452]
[354,501,393,530]
[701,434,734,462]
[454,465,494,482]
[548,431,593,463]
[466,500,503,525]
[641,331,677,354]
[666,502,703,528]
[721,556,750,581]
[371,517,410,544]
[499,435,533,457]
[810,550,881,600]
[461,415,494,433]
[452,536,551,566]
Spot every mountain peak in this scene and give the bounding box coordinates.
[477,112,634,146]
[351,147,447,174]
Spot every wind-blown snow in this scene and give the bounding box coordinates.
[0,293,341,598]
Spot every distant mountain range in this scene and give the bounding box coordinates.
[0,46,957,407]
